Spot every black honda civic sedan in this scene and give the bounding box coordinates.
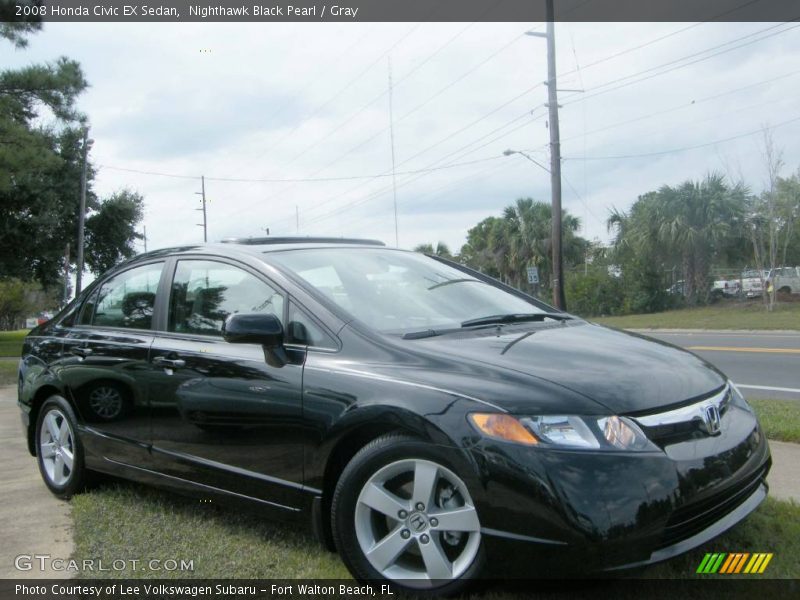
[18,238,770,591]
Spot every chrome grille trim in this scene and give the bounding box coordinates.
[631,384,730,429]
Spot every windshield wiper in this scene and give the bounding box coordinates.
[427,278,482,291]
[460,312,572,328]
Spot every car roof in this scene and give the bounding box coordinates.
[127,237,395,265]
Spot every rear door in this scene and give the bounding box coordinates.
[59,261,166,465]
[147,258,307,510]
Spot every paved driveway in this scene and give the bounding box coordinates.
[0,386,73,578]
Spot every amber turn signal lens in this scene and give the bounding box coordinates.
[469,413,538,445]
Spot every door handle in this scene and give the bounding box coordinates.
[70,347,93,358]
[153,356,186,369]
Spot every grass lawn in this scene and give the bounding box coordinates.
[71,483,798,582]
[592,301,800,330]
[751,399,800,443]
[0,329,28,357]
[0,360,18,386]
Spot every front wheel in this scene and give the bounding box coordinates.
[35,396,88,499]
[332,435,484,594]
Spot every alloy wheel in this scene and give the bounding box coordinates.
[354,458,481,586]
[39,408,75,486]
[88,386,124,419]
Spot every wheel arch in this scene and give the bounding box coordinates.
[27,384,65,456]
[314,403,480,551]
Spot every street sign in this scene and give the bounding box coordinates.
[527,266,539,284]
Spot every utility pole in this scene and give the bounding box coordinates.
[196,175,207,242]
[388,57,399,247]
[527,0,566,310]
[63,243,70,306]
[143,225,148,253]
[545,0,565,310]
[75,127,91,295]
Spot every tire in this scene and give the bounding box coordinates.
[35,396,89,499]
[332,434,484,595]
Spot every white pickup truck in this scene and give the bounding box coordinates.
[741,269,769,298]
[769,266,800,294]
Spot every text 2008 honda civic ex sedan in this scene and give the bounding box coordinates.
[18,238,770,592]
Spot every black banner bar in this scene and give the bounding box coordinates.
[1,579,799,600]
[3,0,800,23]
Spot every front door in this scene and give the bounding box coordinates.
[147,258,306,510]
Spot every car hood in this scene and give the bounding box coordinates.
[408,321,726,414]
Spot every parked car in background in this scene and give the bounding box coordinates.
[741,269,769,298]
[768,266,800,295]
[665,280,686,296]
[712,279,740,297]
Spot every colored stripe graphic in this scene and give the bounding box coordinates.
[699,553,727,573]
[733,553,750,573]
[696,553,713,573]
[758,553,774,573]
[700,552,774,574]
[719,553,736,573]
[744,554,761,573]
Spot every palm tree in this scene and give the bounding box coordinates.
[413,242,453,259]
[609,174,745,306]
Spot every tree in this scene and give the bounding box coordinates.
[84,190,145,275]
[609,175,746,307]
[0,21,144,291]
[458,198,587,298]
[413,242,453,259]
[0,22,90,287]
[747,131,800,309]
[0,278,54,330]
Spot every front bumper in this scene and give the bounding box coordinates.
[468,401,771,576]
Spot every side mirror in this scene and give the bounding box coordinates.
[223,313,283,346]
[223,313,288,368]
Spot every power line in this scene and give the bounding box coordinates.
[290,111,544,228]
[264,21,799,227]
[232,27,536,214]
[271,22,477,175]
[297,113,543,228]
[97,155,507,184]
[563,114,800,161]
[558,69,800,145]
[560,21,800,109]
[346,157,522,236]
[252,23,425,163]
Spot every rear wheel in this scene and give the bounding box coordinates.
[332,435,484,594]
[35,396,88,499]
[83,381,130,422]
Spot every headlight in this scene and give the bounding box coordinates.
[729,381,753,412]
[523,415,599,448]
[469,413,654,451]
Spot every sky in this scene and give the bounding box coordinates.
[7,20,800,259]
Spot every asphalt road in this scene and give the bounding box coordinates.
[638,330,800,400]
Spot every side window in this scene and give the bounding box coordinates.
[287,301,337,349]
[78,289,99,325]
[93,263,164,330]
[169,260,284,337]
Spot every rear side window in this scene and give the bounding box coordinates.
[93,263,164,330]
[169,260,284,337]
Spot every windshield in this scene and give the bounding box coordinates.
[268,248,545,334]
